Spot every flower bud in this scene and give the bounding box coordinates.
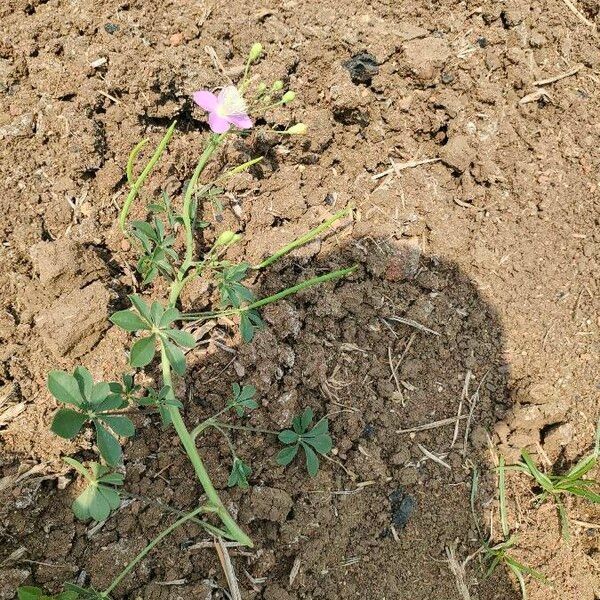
[216,230,236,246]
[281,91,296,104]
[257,82,267,93]
[272,80,284,91]
[249,43,263,62]
[261,95,272,104]
[286,123,308,135]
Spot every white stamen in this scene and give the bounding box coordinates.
[216,86,248,117]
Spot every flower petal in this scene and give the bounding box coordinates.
[227,114,253,129]
[208,112,231,133]
[193,90,218,111]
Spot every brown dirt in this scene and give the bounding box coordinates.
[1,0,599,599]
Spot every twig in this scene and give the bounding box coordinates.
[384,316,441,336]
[445,542,474,600]
[560,0,596,29]
[396,415,467,434]
[418,443,451,469]
[519,89,552,105]
[214,537,242,600]
[534,64,583,85]
[372,157,440,180]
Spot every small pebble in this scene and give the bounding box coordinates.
[441,72,454,84]
[104,23,119,34]
[120,239,131,251]
[170,32,184,46]
[477,37,488,48]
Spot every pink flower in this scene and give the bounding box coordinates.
[193,86,252,133]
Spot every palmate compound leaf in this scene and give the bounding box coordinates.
[17,587,79,600]
[277,410,332,477]
[240,308,264,343]
[64,459,123,522]
[227,457,252,489]
[230,383,258,416]
[48,367,134,466]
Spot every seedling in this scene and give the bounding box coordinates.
[19,45,353,598]
[471,462,548,600]
[513,421,600,539]
[277,408,333,476]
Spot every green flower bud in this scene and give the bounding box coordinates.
[257,82,267,93]
[272,80,284,91]
[281,91,296,104]
[286,123,308,135]
[216,231,236,246]
[261,95,272,104]
[249,43,263,62]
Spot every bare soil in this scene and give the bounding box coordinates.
[1,0,599,599]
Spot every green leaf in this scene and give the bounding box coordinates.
[72,485,95,521]
[130,334,156,367]
[163,339,186,375]
[306,433,333,455]
[160,307,181,328]
[51,408,87,439]
[98,485,121,511]
[276,444,299,466]
[300,407,313,431]
[165,329,196,348]
[150,301,164,325]
[98,471,124,485]
[88,486,111,522]
[94,421,122,465]
[63,457,92,481]
[99,415,135,438]
[48,371,84,406]
[278,429,299,444]
[302,442,320,477]
[304,418,328,438]
[129,294,151,321]
[73,366,94,399]
[240,309,263,343]
[90,382,111,405]
[17,587,44,600]
[110,309,149,332]
[95,394,125,413]
[228,457,252,489]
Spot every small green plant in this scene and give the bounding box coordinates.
[471,461,548,600]
[513,422,600,539]
[20,44,353,598]
[276,408,333,476]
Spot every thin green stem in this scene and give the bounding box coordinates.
[119,121,177,231]
[159,344,253,547]
[168,133,226,305]
[180,265,357,321]
[102,504,207,597]
[253,207,353,270]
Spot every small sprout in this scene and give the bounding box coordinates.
[136,385,182,427]
[229,383,258,416]
[513,437,600,539]
[284,123,308,135]
[240,308,264,343]
[272,80,284,91]
[276,408,333,476]
[131,217,178,284]
[110,295,196,374]
[228,457,252,489]
[217,262,254,308]
[48,367,134,466]
[248,42,263,62]
[64,457,124,522]
[281,91,296,104]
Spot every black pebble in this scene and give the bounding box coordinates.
[361,423,376,439]
[441,72,454,84]
[104,23,119,34]
[389,487,416,528]
[343,52,379,85]
[477,37,488,48]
